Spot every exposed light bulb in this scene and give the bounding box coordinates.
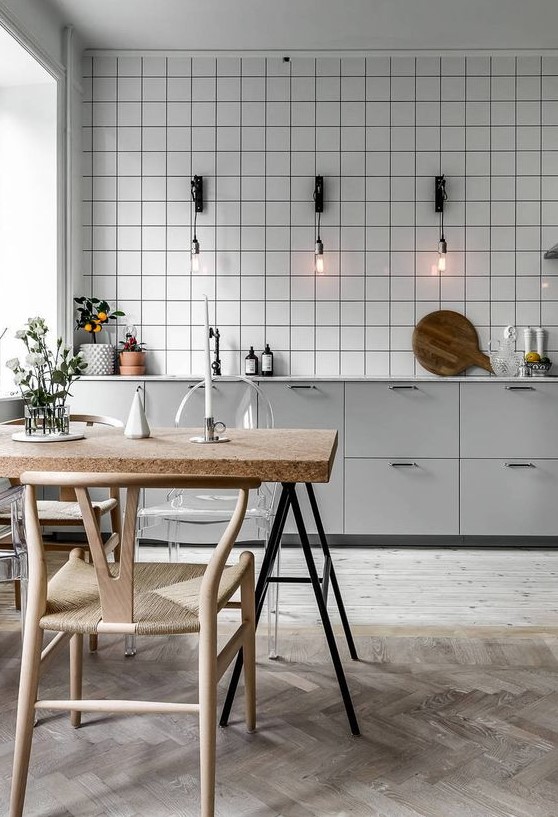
[191,237,200,273]
[315,239,324,275]
[437,237,447,273]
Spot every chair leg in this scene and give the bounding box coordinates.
[267,541,281,660]
[9,623,43,817]
[124,635,137,657]
[14,579,21,611]
[241,553,256,732]
[198,618,217,817]
[70,633,83,728]
[168,519,180,563]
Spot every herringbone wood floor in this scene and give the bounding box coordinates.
[2,547,558,816]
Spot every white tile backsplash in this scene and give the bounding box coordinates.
[82,53,558,375]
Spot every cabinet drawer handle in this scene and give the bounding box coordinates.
[388,385,417,390]
[505,385,535,391]
[286,385,316,390]
[188,384,216,389]
[389,461,417,467]
[504,462,535,468]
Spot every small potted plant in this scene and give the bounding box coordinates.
[119,328,146,375]
[74,296,125,376]
[6,317,86,437]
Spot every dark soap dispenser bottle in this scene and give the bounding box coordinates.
[261,343,273,377]
[245,346,258,376]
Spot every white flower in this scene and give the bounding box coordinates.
[25,352,45,367]
[15,329,27,340]
[14,372,25,385]
[5,357,20,371]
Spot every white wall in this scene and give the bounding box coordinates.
[83,52,558,378]
[0,83,58,389]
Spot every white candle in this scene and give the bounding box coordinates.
[203,295,212,418]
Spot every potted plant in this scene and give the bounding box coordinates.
[74,296,125,376]
[119,329,147,375]
[6,317,86,437]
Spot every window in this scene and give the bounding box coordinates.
[0,23,58,393]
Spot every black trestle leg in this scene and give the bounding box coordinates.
[306,482,359,661]
[289,485,360,736]
[219,484,290,728]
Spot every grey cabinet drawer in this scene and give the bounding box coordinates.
[258,382,344,535]
[345,458,459,536]
[345,383,459,458]
[461,382,558,458]
[461,458,558,536]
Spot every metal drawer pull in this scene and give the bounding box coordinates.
[286,385,316,390]
[389,462,417,467]
[388,385,417,390]
[504,462,535,468]
[188,384,216,389]
[505,385,534,391]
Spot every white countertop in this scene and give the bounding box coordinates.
[76,374,558,383]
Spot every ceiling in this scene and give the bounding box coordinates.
[0,24,55,86]
[45,0,558,52]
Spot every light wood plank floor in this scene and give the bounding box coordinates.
[2,546,558,816]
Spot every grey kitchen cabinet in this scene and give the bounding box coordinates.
[143,380,196,426]
[345,458,459,536]
[345,382,459,458]
[66,377,558,540]
[258,381,344,535]
[461,458,558,536]
[461,382,558,459]
[69,379,142,424]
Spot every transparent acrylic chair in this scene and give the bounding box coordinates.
[0,478,27,635]
[135,376,281,656]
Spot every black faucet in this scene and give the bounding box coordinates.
[209,327,221,376]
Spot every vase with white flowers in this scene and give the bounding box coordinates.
[6,317,86,437]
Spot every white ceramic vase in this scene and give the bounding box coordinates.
[79,343,115,376]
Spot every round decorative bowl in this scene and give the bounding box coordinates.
[526,361,552,377]
[489,351,523,378]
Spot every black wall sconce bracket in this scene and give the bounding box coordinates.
[435,175,446,213]
[191,175,204,213]
[314,175,324,213]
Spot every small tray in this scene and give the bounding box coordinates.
[11,431,85,443]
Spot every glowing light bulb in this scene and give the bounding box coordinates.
[437,238,447,273]
[191,238,200,273]
[315,239,324,275]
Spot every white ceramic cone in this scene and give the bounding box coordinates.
[124,389,151,439]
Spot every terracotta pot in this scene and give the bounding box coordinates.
[119,351,146,375]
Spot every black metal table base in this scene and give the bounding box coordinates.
[220,482,360,736]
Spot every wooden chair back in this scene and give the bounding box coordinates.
[19,472,259,629]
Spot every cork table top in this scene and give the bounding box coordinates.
[0,426,338,484]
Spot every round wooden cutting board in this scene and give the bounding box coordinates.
[412,310,492,376]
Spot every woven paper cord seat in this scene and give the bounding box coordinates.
[40,550,246,635]
[0,498,117,526]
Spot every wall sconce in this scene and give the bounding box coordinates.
[435,175,447,273]
[191,175,203,273]
[314,175,324,275]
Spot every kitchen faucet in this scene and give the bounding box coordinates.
[209,326,221,376]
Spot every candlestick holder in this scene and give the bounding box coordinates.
[190,417,230,444]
